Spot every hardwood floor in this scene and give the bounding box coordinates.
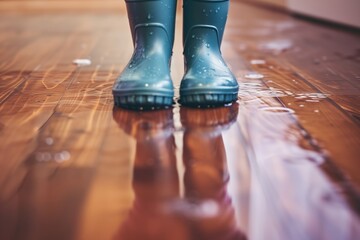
[0,1,359,240]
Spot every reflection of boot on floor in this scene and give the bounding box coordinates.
[113,107,174,140]
[113,108,189,240]
[112,107,175,179]
[181,104,238,201]
[113,0,176,109]
[180,102,239,130]
[180,0,239,107]
[181,104,246,240]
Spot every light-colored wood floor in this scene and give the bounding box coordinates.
[0,1,359,240]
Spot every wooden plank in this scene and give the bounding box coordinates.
[0,12,101,106]
[0,69,77,200]
[227,2,360,119]
[224,42,360,240]
[245,59,360,184]
[0,72,31,104]
[0,70,78,240]
[233,100,360,239]
[0,68,117,240]
[74,124,134,240]
[0,11,103,198]
[225,2,360,186]
[0,12,108,239]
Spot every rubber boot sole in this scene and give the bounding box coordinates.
[113,89,173,110]
[180,87,238,107]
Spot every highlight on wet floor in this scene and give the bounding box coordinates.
[0,0,359,240]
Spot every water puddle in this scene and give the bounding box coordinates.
[250,59,266,65]
[246,28,273,36]
[238,82,288,98]
[244,72,265,79]
[294,92,329,101]
[165,199,220,218]
[112,105,243,239]
[260,106,295,114]
[73,59,92,66]
[259,39,293,54]
[45,137,54,145]
[238,80,330,104]
[274,21,297,31]
[35,150,71,163]
[17,94,358,240]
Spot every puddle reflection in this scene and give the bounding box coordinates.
[112,100,360,240]
[235,102,360,240]
[112,104,246,240]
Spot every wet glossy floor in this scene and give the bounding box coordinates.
[0,1,360,240]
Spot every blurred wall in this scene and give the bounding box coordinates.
[241,0,360,28]
[1,0,359,28]
[288,0,360,28]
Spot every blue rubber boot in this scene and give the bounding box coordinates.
[180,0,238,107]
[113,0,177,110]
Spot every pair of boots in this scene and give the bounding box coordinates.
[113,0,238,109]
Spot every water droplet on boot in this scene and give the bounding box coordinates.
[147,14,151,19]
